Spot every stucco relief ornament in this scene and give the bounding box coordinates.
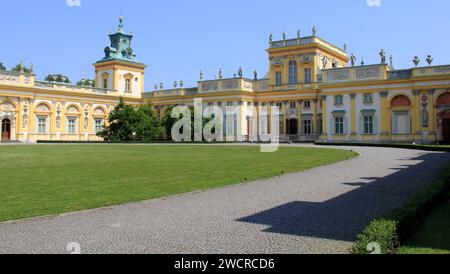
[321,56,328,69]
[426,55,434,66]
[56,105,62,129]
[350,54,356,67]
[379,49,386,64]
[84,108,89,130]
[413,56,420,67]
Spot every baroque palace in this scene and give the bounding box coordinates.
[1,18,450,143]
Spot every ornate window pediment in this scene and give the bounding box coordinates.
[0,101,16,111]
[66,105,80,114]
[35,103,51,112]
[94,107,106,116]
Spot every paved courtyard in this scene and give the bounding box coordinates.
[0,145,449,254]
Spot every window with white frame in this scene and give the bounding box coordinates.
[95,119,104,134]
[334,95,344,106]
[125,79,131,92]
[37,116,47,134]
[363,115,374,134]
[290,101,296,109]
[275,72,282,86]
[303,119,312,135]
[67,117,77,134]
[304,68,312,83]
[334,116,344,134]
[363,94,373,105]
[288,61,298,85]
[304,100,311,109]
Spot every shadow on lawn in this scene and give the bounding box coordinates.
[237,152,450,242]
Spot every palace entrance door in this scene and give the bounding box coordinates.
[1,118,11,141]
[443,118,450,143]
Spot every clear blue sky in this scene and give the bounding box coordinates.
[2,0,450,89]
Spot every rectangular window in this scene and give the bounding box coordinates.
[304,119,312,135]
[304,68,312,83]
[363,94,373,105]
[95,119,104,134]
[304,100,311,109]
[275,72,282,86]
[125,79,131,92]
[335,116,344,134]
[103,79,108,89]
[290,102,296,109]
[334,95,343,106]
[363,115,374,134]
[67,118,77,134]
[37,117,47,134]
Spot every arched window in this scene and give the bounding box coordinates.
[288,61,298,85]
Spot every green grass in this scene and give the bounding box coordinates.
[399,195,450,254]
[0,144,357,222]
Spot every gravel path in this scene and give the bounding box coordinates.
[1,145,449,254]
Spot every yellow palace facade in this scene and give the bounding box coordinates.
[1,18,450,144]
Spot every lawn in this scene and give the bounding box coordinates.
[399,194,450,254]
[0,144,357,222]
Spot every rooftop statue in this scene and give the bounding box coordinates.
[297,29,301,39]
[238,67,243,78]
[380,49,386,64]
[426,55,434,66]
[350,54,356,67]
[219,68,223,79]
[253,70,258,81]
[413,56,421,67]
[269,33,273,43]
[312,26,317,36]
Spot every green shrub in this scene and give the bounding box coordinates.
[314,142,450,152]
[353,164,450,254]
[353,219,400,254]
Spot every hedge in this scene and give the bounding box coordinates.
[315,141,450,152]
[353,164,450,254]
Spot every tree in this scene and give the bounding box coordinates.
[98,98,162,142]
[162,106,215,141]
[0,62,6,70]
[11,63,31,73]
